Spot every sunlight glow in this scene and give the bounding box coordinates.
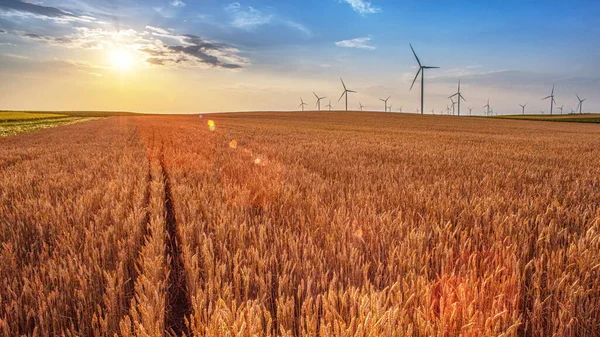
[110,49,134,71]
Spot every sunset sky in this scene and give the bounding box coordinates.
[0,0,598,114]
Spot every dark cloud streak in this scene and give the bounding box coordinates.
[0,0,77,19]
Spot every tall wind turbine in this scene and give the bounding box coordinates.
[298,97,307,111]
[450,98,457,115]
[339,78,356,111]
[576,95,586,114]
[379,96,390,112]
[449,80,466,116]
[542,85,556,115]
[409,44,439,115]
[484,99,491,116]
[389,104,393,112]
[359,102,365,111]
[520,103,527,115]
[558,105,564,114]
[313,92,326,111]
[326,99,333,111]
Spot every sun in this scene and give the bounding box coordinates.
[109,49,134,71]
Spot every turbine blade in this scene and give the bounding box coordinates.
[348,90,357,93]
[313,92,318,98]
[542,96,551,100]
[449,93,458,99]
[460,95,467,102]
[409,43,422,67]
[423,66,440,69]
[338,92,345,102]
[340,78,347,91]
[410,68,422,91]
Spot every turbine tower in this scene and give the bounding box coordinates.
[542,85,556,115]
[379,96,390,112]
[468,107,473,116]
[558,105,564,114]
[450,98,456,115]
[326,99,333,111]
[339,78,356,111]
[449,80,466,116]
[410,44,439,115]
[359,102,365,111]
[576,95,586,114]
[520,103,527,115]
[298,97,307,111]
[313,92,326,111]
[484,99,491,116]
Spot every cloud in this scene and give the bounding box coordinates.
[2,53,29,59]
[19,25,249,69]
[170,0,186,8]
[0,0,94,22]
[335,37,375,50]
[0,29,6,34]
[339,0,381,15]
[224,2,310,36]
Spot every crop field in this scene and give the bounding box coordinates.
[498,114,600,124]
[0,112,101,137]
[1,112,600,336]
[0,112,67,121]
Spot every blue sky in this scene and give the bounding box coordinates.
[0,0,598,114]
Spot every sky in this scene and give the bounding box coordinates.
[0,0,599,114]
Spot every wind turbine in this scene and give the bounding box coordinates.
[449,80,466,116]
[450,98,457,115]
[389,104,393,112]
[576,95,586,114]
[468,107,473,116]
[298,97,307,111]
[313,92,326,111]
[339,78,356,111]
[558,105,564,114]
[409,44,439,115]
[542,85,556,115]
[379,96,391,112]
[519,103,527,115]
[484,98,491,116]
[359,102,365,111]
[399,106,403,112]
[326,99,333,111]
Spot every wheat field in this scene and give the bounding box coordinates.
[1,112,599,336]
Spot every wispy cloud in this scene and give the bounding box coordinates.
[339,0,381,15]
[335,37,375,50]
[170,0,186,8]
[224,2,311,36]
[0,0,95,23]
[2,53,29,59]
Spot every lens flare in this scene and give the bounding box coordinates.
[207,120,215,131]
